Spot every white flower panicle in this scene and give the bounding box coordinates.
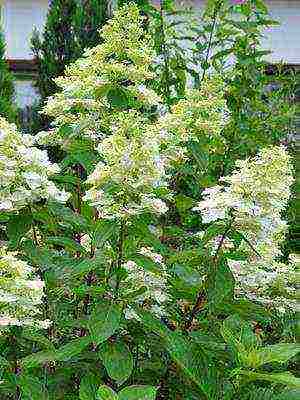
[122,249,169,320]
[0,118,69,212]
[157,76,229,145]
[0,248,50,330]
[83,112,170,219]
[38,5,159,147]
[194,146,296,311]
[194,146,293,258]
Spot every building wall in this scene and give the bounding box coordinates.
[1,0,299,64]
[1,0,299,109]
[1,0,49,60]
[173,0,300,65]
[263,1,300,65]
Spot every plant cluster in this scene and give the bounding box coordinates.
[0,2,298,399]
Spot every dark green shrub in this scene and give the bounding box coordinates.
[29,0,108,134]
[0,31,16,122]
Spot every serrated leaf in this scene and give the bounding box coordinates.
[207,258,234,312]
[175,194,195,212]
[7,211,32,248]
[48,202,89,230]
[56,336,92,361]
[254,343,300,367]
[97,385,118,400]
[107,87,129,109]
[188,141,209,171]
[137,310,217,398]
[21,336,91,369]
[71,257,106,278]
[21,350,56,369]
[88,302,122,345]
[46,236,87,254]
[130,254,161,274]
[118,385,157,400]
[21,330,55,350]
[239,371,300,388]
[92,219,117,248]
[99,340,133,384]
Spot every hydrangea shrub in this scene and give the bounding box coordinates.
[0,3,298,399]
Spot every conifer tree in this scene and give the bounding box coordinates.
[32,0,108,101]
[0,31,15,122]
[31,0,79,100]
[73,0,108,51]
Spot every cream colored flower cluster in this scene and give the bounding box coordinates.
[0,247,50,330]
[122,248,169,320]
[158,76,228,146]
[228,257,298,313]
[0,118,69,212]
[83,112,171,218]
[38,5,159,147]
[194,146,297,311]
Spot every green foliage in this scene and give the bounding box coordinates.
[0,31,16,122]
[0,1,298,399]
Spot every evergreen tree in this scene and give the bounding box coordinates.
[0,31,15,122]
[73,0,108,51]
[32,0,108,101]
[31,0,79,100]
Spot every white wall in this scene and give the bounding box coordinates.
[263,1,300,64]
[1,0,49,60]
[173,0,300,65]
[14,78,39,108]
[1,0,299,64]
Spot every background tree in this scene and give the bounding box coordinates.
[73,0,108,50]
[31,0,79,100]
[31,0,109,101]
[29,0,108,134]
[0,31,16,122]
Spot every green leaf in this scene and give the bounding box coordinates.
[221,299,271,322]
[56,336,92,361]
[99,340,133,384]
[48,202,89,230]
[21,336,91,368]
[254,0,268,14]
[188,141,209,171]
[239,371,300,388]
[107,87,129,109]
[136,310,217,398]
[97,385,118,400]
[18,376,47,400]
[130,254,161,274]
[221,315,260,367]
[88,302,122,345]
[71,257,106,278]
[207,258,234,312]
[164,331,217,397]
[175,194,195,212]
[46,236,87,254]
[221,315,259,350]
[92,219,117,248]
[7,210,32,248]
[21,330,55,350]
[21,350,56,369]
[254,343,300,367]
[118,385,157,400]
[79,373,99,400]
